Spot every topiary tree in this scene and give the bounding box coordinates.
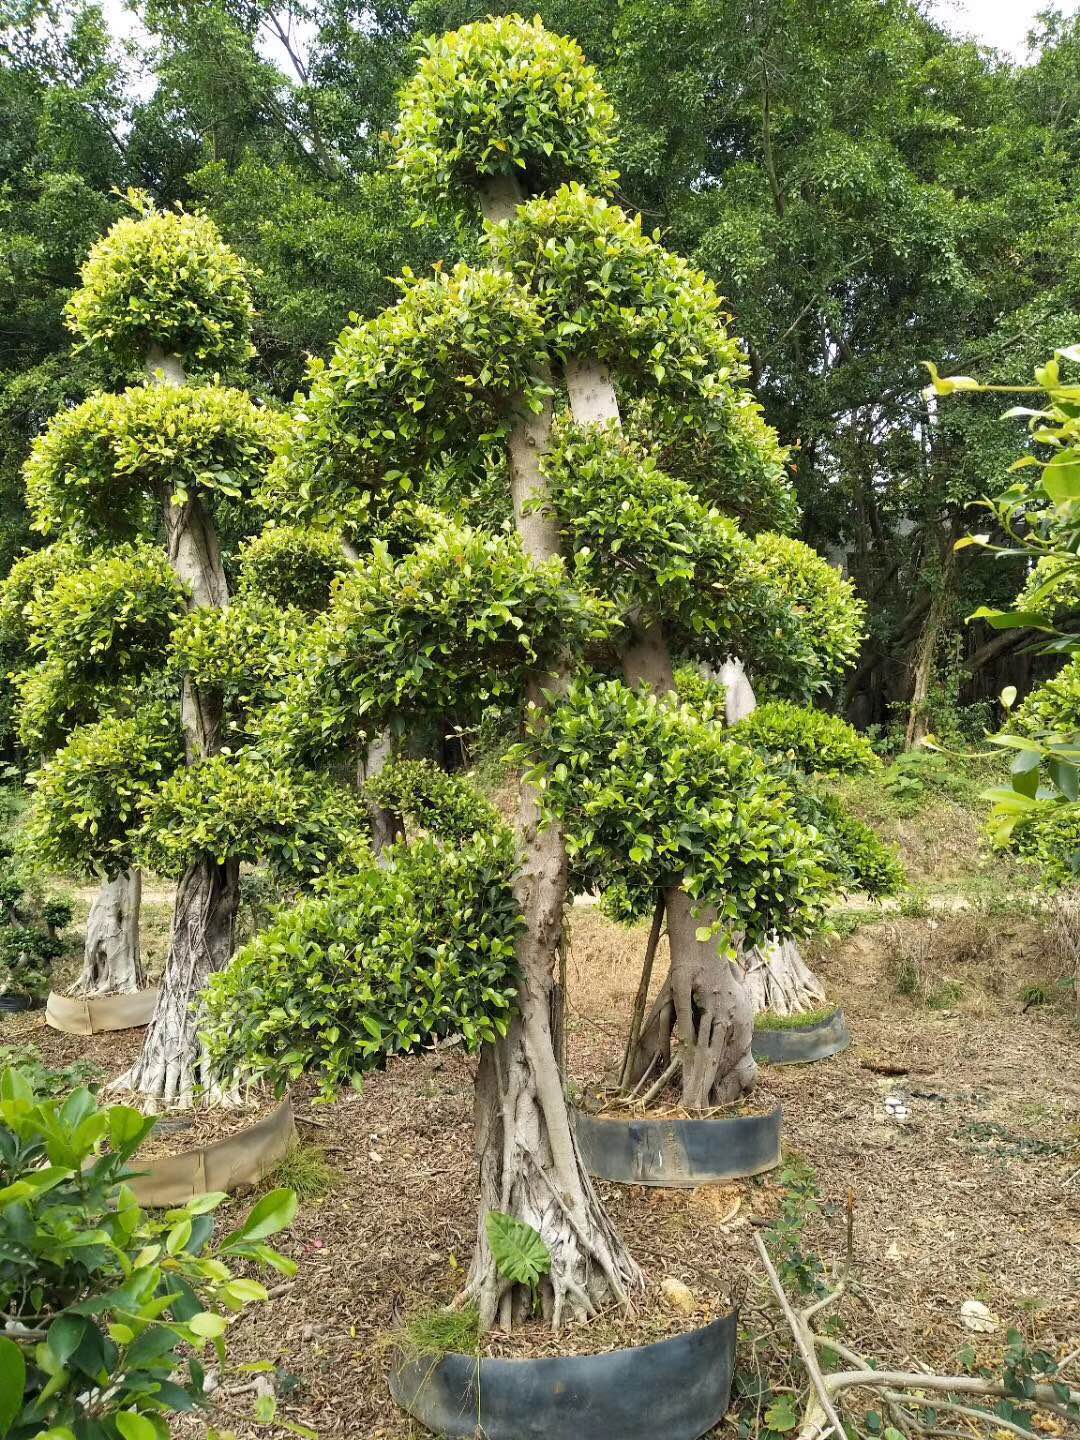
[27,204,287,1104]
[14,543,186,996]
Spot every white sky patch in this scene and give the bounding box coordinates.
[930,0,1079,59]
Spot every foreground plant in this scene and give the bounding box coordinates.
[0,1065,297,1439]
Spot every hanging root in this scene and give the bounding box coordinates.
[742,935,827,1017]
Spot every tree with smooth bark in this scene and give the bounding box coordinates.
[4,538,186,997]
[26,204,291,1104]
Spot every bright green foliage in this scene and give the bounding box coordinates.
[0,543,83,657]
[26,543,187,680]
[136,750,370,883]
[394,16,617,209]
[25,705,182,880]
[264,264,546,542]
[485,1211,551,1295]
[237,525,347,614]
[0,1064,296,1440]
[628,393,799,537]
[798,791,905,899]
[288,523,610,740]
[747,533,866,686]
[540,422,845,697]
[530,679,833,940]
[202,833,520,1098]
[731,701,880,776]
[168,596,306,734]
[25,384,287,541]
[672,664,726,720]
[1012,802,1080,888]
[363,759,501,842]
[488,185,740,397]
[1015,554,1080,621]
[1013,655,1080,737]
[12,662,164,763]
[65,201,257,370]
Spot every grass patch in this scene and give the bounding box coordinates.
[267,1142,338,1200]
[397,1305,480,1361]
[754,1006,839,1032]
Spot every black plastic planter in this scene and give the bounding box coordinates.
[573,1105,781,1186]
[752,1009,850,1066]
[0,992,39,1015]
[389,1305,738,1440]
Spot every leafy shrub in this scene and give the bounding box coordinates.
[285,523,611,737]
[168,596,306,732]
[731,701,880,776]
[0,1042,100,1096]
[65,200,256,370]
[1015,553,1080,621]
[0,839,71,999]
[1010,801,1080,887]
[25,384,287,541]
[672,664,726,720]
[202,833,521,1097]
[800,791,906,899]
[1013,652,1080,736]
[489,185,739,397]
[362,759,500,843]
[26,543,186,682]
[237,525,346,615]
[25,704,182,879]
[0,1064,297,1439]
[264,265,545,542]
[394,16,617,208]
[530,680,834,941]
[136,751,370,883]
[747,533,866,688]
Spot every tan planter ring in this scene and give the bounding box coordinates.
[128,1096,296,1207]
[47,987,160,1035]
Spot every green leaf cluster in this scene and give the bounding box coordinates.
[796,791,905,900]
[530,679,834,941]
[26,544,187,685]
[236,526,347,615]
[202,832,521,1098]
[672,664,726,721]
[488,184,741,396]
[283,522,611,739]
[135,751,370,882]
[362,759,501,843]
[264,264,546,543]
[731,701,880,777]
[0,1065,296,1440]
[25,704,182,879]
[394,16,617,209]
[747,532,866,688]
[25,384,287,541]
[1014,554,1080,622]
[64,202,257,371]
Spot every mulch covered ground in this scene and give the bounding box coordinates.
[2,903,1077,1438]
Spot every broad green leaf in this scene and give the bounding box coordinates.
[0,1337,25,1436]
[485,1210,551,1288]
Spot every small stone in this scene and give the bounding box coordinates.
[660,1277,696,1315]
[302,1324,315,1342]
[960,1299,999,1333]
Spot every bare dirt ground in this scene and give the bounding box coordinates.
[2,901,1077,1438]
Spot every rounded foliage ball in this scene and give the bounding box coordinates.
[395,16,618,208]
[65,203,256,370]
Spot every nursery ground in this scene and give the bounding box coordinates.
[3,895,1078,1439]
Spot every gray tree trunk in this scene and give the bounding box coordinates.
[565,357,758,1109]
[719,658,829,1015]
[459,176,640,1331]
[72,870,144,997]
[113,347,239,1107]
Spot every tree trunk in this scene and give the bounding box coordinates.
[115,346,237,1106]
[563,356,758,1110]
[904,513,960,751]
[359,730,404,858]
[113,859,240,1108]
[72,870,144,997]
[463,174,640,1330]
[722,657,830,1015]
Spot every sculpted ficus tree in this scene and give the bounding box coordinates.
[397,29,874,1109]
[13,542,187,996]
[25,204,289,1104]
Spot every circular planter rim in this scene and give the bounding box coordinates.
[46,987,160,1035]
[573,1103,781,1187]
[127,1094,296,1207]
[0,992,40,1013]
[752,1008,850,1066]
[389,1303,738,1440]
